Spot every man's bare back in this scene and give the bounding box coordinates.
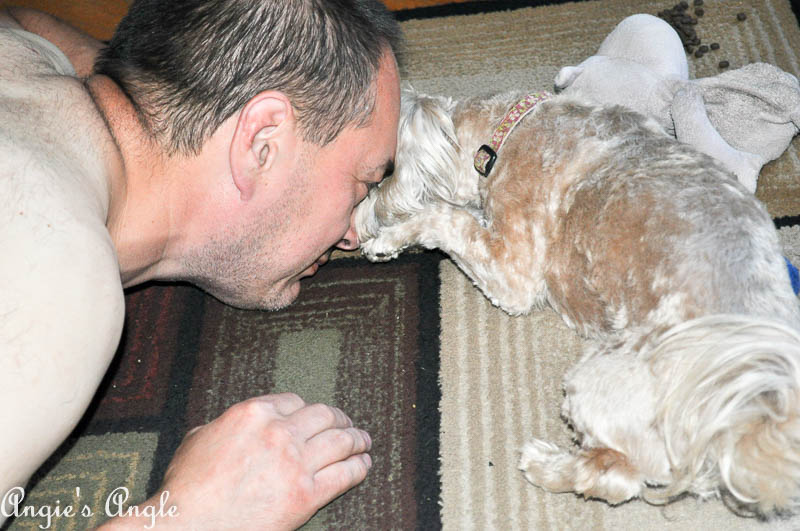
[0,22,124,493]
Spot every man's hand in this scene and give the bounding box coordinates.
[100,393,373,530]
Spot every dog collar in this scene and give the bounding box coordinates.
[474,91,551,177]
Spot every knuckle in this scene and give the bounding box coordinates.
[347,428,370,453]
[220,400,248,422]
[333,429,359,453]
[356,457,370,479]
[274,392,305,407]
[346,456,370,485]
[262,419,294,448]
[223,398,279,427]
[358,431,372,452]
[237,397,271,419]
[308,403,338,425]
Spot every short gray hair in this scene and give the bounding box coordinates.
[95,0,402,154]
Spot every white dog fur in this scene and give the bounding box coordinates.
[354,87,800,515]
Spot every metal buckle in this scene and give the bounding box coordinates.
[475,144,497,177]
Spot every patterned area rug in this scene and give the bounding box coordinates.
[6,254,443,530]
[4,0,800,530]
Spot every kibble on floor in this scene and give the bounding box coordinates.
[658,3,748,70]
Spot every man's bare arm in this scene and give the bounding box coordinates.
[0,7,103,77]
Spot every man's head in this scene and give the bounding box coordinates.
[182,49,400,310]
[97,0,402,310]
[96,0,402,155]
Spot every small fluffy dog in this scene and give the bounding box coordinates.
[354,87,800,514]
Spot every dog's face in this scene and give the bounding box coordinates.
[354,86,465,243]
[354,87,544,247]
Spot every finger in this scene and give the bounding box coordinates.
[305,427,372,472]
[251,392,307,416]
[312,453,372,507]
[288,403,353,440]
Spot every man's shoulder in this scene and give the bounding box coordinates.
[0,196,125,357]
[0,60,123,356]
[0,121,118,296]
[0,110,111,232]
[0,28,113,225]
[0,24,123,361]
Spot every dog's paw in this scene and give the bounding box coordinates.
[359,223,421,261]
[519,438,570,489]
[360,237,403,262]
[520,439,562,469]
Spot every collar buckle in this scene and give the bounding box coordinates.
[474,144,497,177]
[472,91,551,178]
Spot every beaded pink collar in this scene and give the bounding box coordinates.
[473,92,551,177]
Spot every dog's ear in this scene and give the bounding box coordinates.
[394,85,461,205]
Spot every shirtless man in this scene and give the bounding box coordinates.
[0,1,401,528]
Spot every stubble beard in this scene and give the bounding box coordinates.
[182,156,316,311]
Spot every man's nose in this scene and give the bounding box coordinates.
[336,224,359,251]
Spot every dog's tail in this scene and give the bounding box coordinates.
[645,314,800,514]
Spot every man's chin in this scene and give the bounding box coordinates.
[253,281,302,311]
[202,279,302,311]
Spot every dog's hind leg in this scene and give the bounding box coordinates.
[520,337,671,505]
[520,440,644,505]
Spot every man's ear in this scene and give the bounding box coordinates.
[230,91,294,201]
